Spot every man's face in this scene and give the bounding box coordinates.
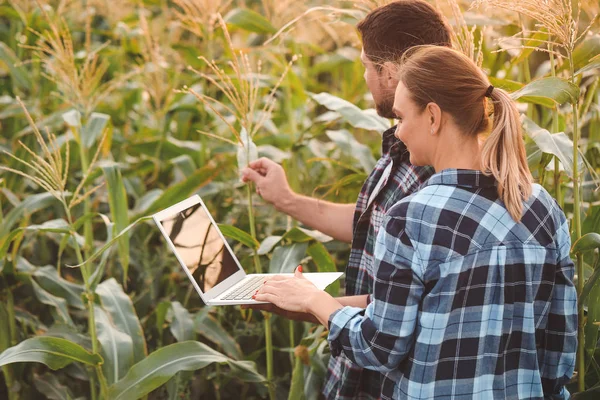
[360,49,396,119]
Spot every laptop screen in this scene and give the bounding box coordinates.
[158,203,239,293]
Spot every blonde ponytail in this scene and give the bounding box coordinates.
[397,46,534,221]
[480,88,533,222]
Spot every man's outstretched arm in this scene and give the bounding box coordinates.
[241,158,355,243]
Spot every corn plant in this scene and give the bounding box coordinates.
[0,0,598,399]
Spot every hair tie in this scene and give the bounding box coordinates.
[484,85,494,98]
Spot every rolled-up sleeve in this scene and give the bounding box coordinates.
[328,213,425,372]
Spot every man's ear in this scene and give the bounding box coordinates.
[382,61,399,88]
[427,102,442,135]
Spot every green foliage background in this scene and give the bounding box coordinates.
[0,0,599,399]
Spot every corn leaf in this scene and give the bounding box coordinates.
[0,336,102,369]
[307,242,340,296]
[30,280,73,326]
[107,341,264,400]
[33,266,85,310]
[257,236,283,255]
[133,164,218,220]
[0,42,31,91]
[224,8,276,34]
[102,165,130,285]
[193,308,242,359]
[218,224,260,249]
[282,228,333,244]
[96,278,147,363]
[167,302,195,343]
[311,93,389,134]
[573,232,600,254]
[33,373,75,400]
[82,112,111,149]
[269,243,309,273]
[511,77,579,107]
[95,305,134,385]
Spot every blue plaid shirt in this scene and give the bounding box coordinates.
[328,169,577,400]
[324,127,433,399]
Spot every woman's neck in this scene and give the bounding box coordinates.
[431,130,482,173]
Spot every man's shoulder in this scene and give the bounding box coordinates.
[388,161,433,192]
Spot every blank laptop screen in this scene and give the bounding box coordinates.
[159,203,238,293]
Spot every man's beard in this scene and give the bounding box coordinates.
[375,97,395,119]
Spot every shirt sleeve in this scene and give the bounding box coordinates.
[540,216,577,397]
[327,212,425,373]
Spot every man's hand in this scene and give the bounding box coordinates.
[241,157,294,211]
[241,157,355,243]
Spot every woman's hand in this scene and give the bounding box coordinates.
[254,266,344,327]
[253,266,321,313]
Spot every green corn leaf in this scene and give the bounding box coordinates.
[0,42,32,91]
[31,280,73,326]
[102,165,130,285]
[572,232,600,254]
[33,373,76,400]
[0,336,102,370]
[311,92,390,133]
[68,216,153,270]
[269,243,309,273]
[107,341,264,400]
[224,8,277,34]
[96,279,147,364]
[510,32,549,67]
[0,219,76,264]
[257,236,283,255]
[133,164,218,220]
[167,302,195,342]
[95,305,134,386]
[218,224,260,250]
[325,129,377,173]
[33,266,85,310]
[288,353,307,400]
[575,53,600,76]
[82,112,110,149]
[128,136,201,160]
[564,34,600,74]
[307,242,340,296]
[282,228,333,244]
[62,109,81,129]
[87,214,114,290]
[511,77,579,107]
[193,308,242,359]
[521,116,583,178]
[584,271,600,356]
[0,192,58,239]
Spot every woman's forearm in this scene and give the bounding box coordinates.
[307,291,344,327]
[336,294,369,309]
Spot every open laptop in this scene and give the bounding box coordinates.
[153,195,343,306]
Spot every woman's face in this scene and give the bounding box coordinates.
[392,81,434,167]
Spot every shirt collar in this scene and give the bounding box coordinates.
[382,125,408,160]
[423,169,497,189]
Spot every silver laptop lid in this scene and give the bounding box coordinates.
[153,195,247,302]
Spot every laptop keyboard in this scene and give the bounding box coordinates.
[221,276,264,301]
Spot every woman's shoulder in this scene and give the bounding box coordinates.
[528,183,567,222]
[386,183,468,220]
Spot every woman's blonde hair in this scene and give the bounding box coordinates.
[397,46,533,222]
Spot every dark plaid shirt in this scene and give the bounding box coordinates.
[323,127,434,399]
[328,169,577,399]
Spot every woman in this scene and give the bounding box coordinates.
[254,46,577,399]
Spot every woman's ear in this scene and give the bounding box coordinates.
[382,61,399,88]
[427,102,442,135]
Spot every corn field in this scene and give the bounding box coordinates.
[0,0,598,399]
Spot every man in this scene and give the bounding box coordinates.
[242,1,452,398]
